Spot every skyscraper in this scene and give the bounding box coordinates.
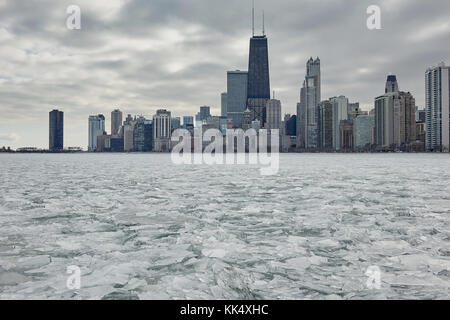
[266,99,282,130]
[227,70,248,128]
[49,109,63,151]
[221,92,228,117]
[134,117,153,152]
[153,109,171,152]
[246,9,270,127]
[111,109,123,136]
[375,75,417,150]
[318,101,333,150]
[354,115,375,150]
[330,95,349,151]
[88,114,105,152]
[426,63,450,152]
[297,57,321,150]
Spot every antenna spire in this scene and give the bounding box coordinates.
[263,10,265,35]
[252,0,255,37]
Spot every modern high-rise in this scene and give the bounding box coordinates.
[153,109,171,152]
[297,57,321,150]
[330,95,349,151]
[354,115,375,150]
[221,92,228,117]
[375,75,417,149]
[246,25,270,126]
[375,93,396,148]
[426,63,450,152]
[88,114,105,152]
[227,70,248,128]
[265,99,282,130]
[318,100,333,150]
[111,109,123,136]
[134,117,153,152]
[49,109,63,151]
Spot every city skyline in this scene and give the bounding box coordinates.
[1,0,450,148]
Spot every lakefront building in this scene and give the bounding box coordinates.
[49,109,64,151]
[111,109,123,136]
[297,57,321,150]
[246,17,271,127]
[88,114,105,152]
[153,109,171,152]
[375,75,417,150]
[425,63,450,152]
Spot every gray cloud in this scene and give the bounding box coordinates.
[0,0,449,148]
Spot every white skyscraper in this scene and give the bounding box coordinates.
[88,115,105,152]
[297,57,321,149]
[426,63,450,152]
[330,96,349,150]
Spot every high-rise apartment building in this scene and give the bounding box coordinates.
[375,75,417,150]
[111,109,123,136]
[49,109,63,151]
[354,115,375,150]
[153,109,171,152]
[426,63,450,152]
[318,100,333,150]
[88,114,105,152]
[330,95,349,151]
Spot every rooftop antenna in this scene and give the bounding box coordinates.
[262,10,265,36]
[252,0,255,37]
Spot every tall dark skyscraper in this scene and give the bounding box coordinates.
[247,7,270,126]
[49,109,63,151]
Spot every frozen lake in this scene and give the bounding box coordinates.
[0,153,449,299]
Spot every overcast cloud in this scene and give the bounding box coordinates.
[0,0,449,148]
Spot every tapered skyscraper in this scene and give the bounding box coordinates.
[49,109,63,151]
[297,57,321,149]
[247,6,270,126]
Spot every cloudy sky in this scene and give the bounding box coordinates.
[0,0,449,149]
